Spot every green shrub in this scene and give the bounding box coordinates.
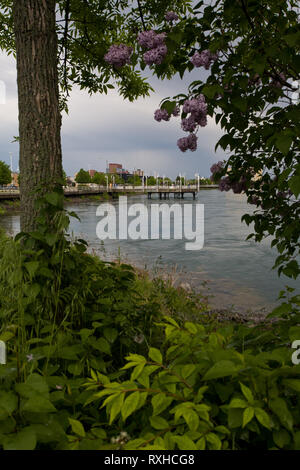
[84,316,300,450]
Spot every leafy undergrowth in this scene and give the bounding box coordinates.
[0,193,299,450]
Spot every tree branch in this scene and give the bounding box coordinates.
[137,0,146,31]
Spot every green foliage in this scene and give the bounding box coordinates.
[85,315,300,450]
[0,160,11,185]
[91,172,106,185]
[75,169,91,184]
[0,191,211,450]
[127,175,141,186]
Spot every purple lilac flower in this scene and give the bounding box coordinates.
[165,11,179,22]
[177,133,197,152]
[198,115,207,127]
[104,44,133,68]
[138,30,166,49]
[219,176,231,192]
[210,161,224,176]
[182,95,207,115]
[181,116,197,132]
[154,108,170,122]
[191,50,218,69]
[143,44,167,65]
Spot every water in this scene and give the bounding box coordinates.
[1,190,298,312]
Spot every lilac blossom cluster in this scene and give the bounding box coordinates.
[177,133,198,152]
[138,30,168,65]
[104,44,133,68]
[210,161,224,178]
[176,95,208,152]
[165,11,179,23]
[154,105,180,122]
[154,108,170,122]
[191,50,218,70]
[218,176,248,194]
[210,162,248,194]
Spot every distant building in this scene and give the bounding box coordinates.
[88,169,97,178]
[134,169,144,177]
[108,163,123,174]
[11,172,19,187]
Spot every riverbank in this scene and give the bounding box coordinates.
[0,191,136,215]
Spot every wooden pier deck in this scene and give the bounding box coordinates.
[0,185,218,201]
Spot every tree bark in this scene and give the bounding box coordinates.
[13,0,63,232]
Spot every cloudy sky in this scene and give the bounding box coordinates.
[0,50,225,180]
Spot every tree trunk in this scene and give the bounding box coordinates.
[13,0,63,232]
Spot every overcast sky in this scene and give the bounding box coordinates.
[0,50,225,179]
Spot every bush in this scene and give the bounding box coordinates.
[84,316,300,450]
[0,192,211,449]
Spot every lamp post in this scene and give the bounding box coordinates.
[195,173,200,191]
[105,175,108,191]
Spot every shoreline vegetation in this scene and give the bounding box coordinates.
[1,217,298,451]
[0,192,139,216]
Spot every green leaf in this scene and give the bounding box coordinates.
[150,416,169,430]
[173,435,197,450]
[183,408,200,432]
[94,337,111,355]
[23,396,57,413]
[109,393,124,424]
[228,398,248,409]
[24,261,39,278]
[273,429,291,449]
[203,360,240,380]
[206,432,222,450]
[149,347,163,364]
[243,407,254,428]
[0,391,18,415]
[289,175,300,198]
[240,382,254,404]
[161,100,177,115]
[283,379,300,392]
[232,97,248,113]
[284,32,300,47]
[121,392,141,422]
[131,363,145,381]
[152,393,173,416]
[269,398,293,431]
[276,134,293,155]
[68,418,86,438]
[3,428,37,450]
[45,192,61,206]
[254,408,272,430]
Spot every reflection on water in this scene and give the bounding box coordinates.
[1,190,297,312]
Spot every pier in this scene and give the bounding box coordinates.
[0,185,219,201]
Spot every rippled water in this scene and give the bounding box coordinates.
[1,190,298,312]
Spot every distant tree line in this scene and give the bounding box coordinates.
[74,169,213,186]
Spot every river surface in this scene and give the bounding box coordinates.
[1,190,298,312]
